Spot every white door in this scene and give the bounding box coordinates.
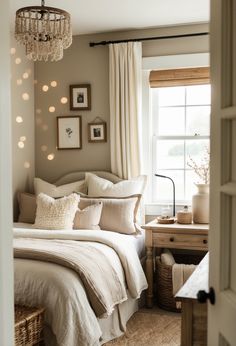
[0,2,14,346]
[209,0,236,344]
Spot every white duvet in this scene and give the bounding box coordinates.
[14,226,147,346]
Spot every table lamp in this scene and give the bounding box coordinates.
[155,174,175,217]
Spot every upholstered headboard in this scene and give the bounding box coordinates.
[55,171,122,186]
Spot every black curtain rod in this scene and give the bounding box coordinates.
[89,32,209,47]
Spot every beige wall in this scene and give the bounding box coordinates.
[11,38,35,219]
[35,23,209,182]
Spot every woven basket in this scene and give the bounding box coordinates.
[176,211,192,224]
[156,253,202,312]
[15,305,45,346]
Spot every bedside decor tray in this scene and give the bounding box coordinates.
[156,216,175,224]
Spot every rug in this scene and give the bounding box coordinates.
[104,308,181,346]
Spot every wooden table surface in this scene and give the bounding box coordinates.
[176,252,209,301]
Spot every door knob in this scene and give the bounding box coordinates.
[197,287,215,305]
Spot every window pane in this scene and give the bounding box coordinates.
[158,87,185,106]
[185,140,209,164]
[185,170,200,201]
[185,140,210,183]
[186,106,210,136]
[153,170,184,202]
[152,82,211,203]
[156,140,184,169]
[158,107,185,135]
[186,85,211,105]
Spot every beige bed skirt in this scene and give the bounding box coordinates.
[43,294,139,346]
[43,256,146,345]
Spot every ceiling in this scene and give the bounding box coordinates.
[11,0,210,35]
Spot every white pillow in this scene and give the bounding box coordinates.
[34,177,86,198]
[34,193,79,230]
[73,202,103,230]
[85,172,147,197]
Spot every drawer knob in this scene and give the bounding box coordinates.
[170,237,174,242]
[203,239,208,244]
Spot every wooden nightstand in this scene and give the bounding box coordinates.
[142,220,209,308]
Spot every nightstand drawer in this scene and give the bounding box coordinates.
[153,232,208,250]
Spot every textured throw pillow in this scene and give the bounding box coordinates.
[78,195,141,234]
[18,192,37,224]
[34,177,86,198]
[85,172,147,197]
[74,202,103,230]
[34,193,79,230]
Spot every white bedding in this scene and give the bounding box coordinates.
[14,222,146,258]
[13,223,147,346]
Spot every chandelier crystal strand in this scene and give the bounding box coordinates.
[15,1,72,62]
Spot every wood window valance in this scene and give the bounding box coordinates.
[149,67,210,88]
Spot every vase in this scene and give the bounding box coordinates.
[192,184,209,224]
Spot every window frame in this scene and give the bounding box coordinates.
[150,69,210,205]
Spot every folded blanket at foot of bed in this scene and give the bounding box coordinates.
[14,229,148,319]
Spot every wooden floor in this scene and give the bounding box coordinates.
[104,307,181,346]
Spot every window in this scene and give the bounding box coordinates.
[151,81,210,204]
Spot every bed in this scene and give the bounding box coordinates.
[14,171,147,346]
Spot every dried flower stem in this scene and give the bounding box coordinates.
[187,146,210,184]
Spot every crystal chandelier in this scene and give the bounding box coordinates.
[15,0,72,62]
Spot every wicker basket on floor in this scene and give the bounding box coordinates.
[156,253,202,312]
[15,305,45,346]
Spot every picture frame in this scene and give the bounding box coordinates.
[88,122,107,143]
[57,116,82,150]
[70,84,91,110]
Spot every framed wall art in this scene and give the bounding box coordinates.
[70,84,91,110]
[57,116,82,149]
[88,122,107,143]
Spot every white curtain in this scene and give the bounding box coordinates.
[109,42,142,179]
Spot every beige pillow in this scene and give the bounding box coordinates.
[74,202,103,230]
[79,195,141,234]
[18,192,37,224]
[85,172,147,197]
[34,193,79,230]
[34,177,86,198]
